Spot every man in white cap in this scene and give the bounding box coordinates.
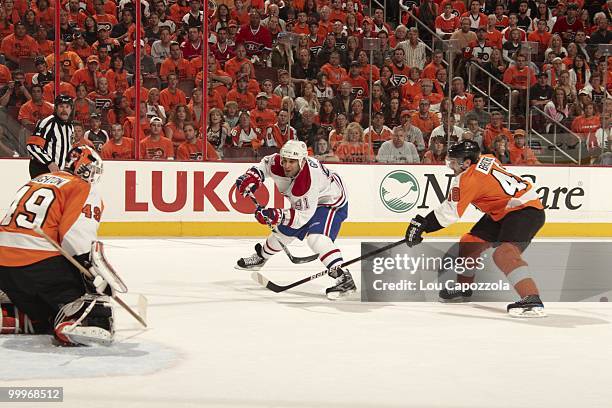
[235,140,355,299]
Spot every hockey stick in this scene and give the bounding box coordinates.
[34,227,148,328]
[246,190,319,264]
[251,238,408,293]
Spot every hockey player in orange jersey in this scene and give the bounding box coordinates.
[0,146,118,345]
[405,141,546,317]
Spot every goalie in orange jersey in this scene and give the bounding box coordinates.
[405,141,547,318]
[0,146,122,346]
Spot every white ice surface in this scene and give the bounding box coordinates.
[1,237,611,408]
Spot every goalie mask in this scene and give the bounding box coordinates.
[65,146,103,184]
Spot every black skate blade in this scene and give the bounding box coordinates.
[438,297,472,304]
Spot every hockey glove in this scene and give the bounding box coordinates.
[255,207,285,226]
[236,168,263,197]
[405,214,426,247]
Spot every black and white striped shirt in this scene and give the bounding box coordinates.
[26,114,74,170]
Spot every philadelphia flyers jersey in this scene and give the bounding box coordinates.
[0,172,103,267]
[434,155,543,226]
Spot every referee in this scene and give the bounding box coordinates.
[26,94,75,178]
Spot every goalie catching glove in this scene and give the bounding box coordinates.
[236,168,264,197]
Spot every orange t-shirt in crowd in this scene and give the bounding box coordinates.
[266,93,282,112]
[422,62,443,80]
[453,93,474,117]
[123,117,150,141]
[250,108,277,131]
[139,136,175,160]
[335,142,375,162]
[440,0,467,14]
[165,122,186,148]
[527,30,551,54]
[401,80,422,105]
[226,89,256,111]
[435,14,460,34]
[321,63,348,88]
[410,92,443,110]
[502,65,537,89]
[483,125,514,151]
[207,90,225,110]
[42,81,77,104]
[0,64,12,84]
[0,23,13,40]
[0,34,39,60]
[72,98,95,125]
[46,51,83,76]
[364,126,393,146]
[411,111,441,136]
[390,63,411,86]
[224,57,255,80]
[105,69,129,94]
[124,86,149,109]
[169,3,190,23]
[71,68,103,92]
[508,144,539,165]
[159,88,187,113]
[423,151,446,164]
[37,39,54,57]
[160,57,194,80]
[343,74,369,99]
[34,6,55,27]
[358,64,380,82]
[100,137,135,160]
[176,140,220,161]
[293,23,310,35]
[18,100,54,125]
[571,115,601,144]
[485,29,503,50]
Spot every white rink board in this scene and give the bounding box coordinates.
[0,159,609,225]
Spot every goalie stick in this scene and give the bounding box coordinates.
[251,238,408,293]
[34,227,148,328]
[246,190,319,264]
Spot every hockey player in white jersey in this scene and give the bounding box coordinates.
[235,140,355,299]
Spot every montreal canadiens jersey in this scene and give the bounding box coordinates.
[434,155,543,226]
[255,154,347,229]
[0,172,103,267]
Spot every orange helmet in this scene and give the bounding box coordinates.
[65,146,103,184]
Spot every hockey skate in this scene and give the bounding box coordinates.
[438,287,472,303]
[235,243,268,271]
[326,267,356,300]
[507,295,546,318]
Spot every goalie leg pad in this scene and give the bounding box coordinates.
[54,294,114,346]
[1,304,35,334]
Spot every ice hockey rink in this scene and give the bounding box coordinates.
[1,237,612,408]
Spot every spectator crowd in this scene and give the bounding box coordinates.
[0,0,610,165]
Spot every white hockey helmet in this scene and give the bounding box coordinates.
[65,145,104,184]
[280,140,308,163]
